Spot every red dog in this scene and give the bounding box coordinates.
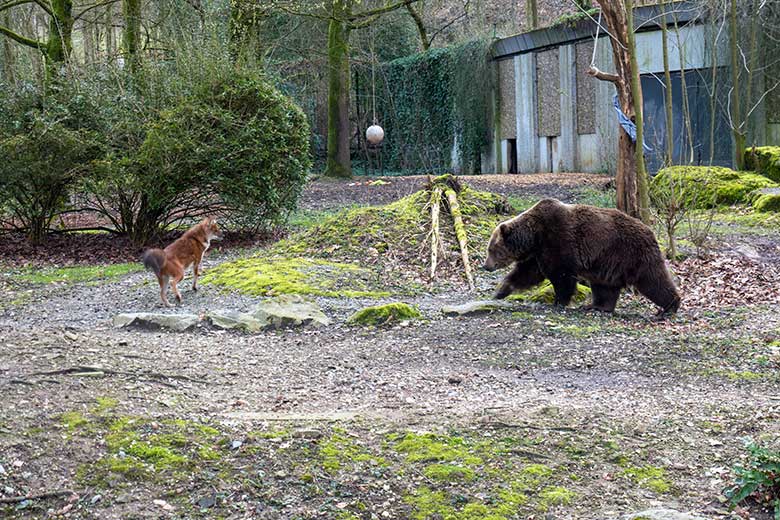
[142,217,223,306]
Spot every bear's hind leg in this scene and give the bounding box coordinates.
[635,273,681,315]
[549,275,577,307]
[494,257,545,299]
[583,284,620,312]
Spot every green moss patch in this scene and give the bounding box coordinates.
[621,465,671,494]
[652,166,778,209]
[203,256,391,298]
[745,146,780,182]
[14,262,142,285]
[75,414,224,485]
[347,302,422,326]
[423,463,476,482]
[508,280,591,305]
[393,432,483,465]
[319,432,386,474]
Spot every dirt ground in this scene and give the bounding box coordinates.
[1,174,779,520]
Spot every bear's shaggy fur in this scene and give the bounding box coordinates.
[484,199,681,315]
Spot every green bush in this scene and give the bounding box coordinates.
[724,440,780,517]
[745,146,780,182]
[0,121,102,243]
[651,166,778,209]
[86,73,311,244]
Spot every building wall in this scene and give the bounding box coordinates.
[575,41,596,135]
[498,58,517,140]
[490,18,774,174]
[536,48,560,137]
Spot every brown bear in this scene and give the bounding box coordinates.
[483,199,681,315]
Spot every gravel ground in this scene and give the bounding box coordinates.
[1,174,779,519]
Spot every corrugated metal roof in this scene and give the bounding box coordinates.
[492,1,702,60]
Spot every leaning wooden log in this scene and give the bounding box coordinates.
[444,187,475,290]
[429,186,443,279]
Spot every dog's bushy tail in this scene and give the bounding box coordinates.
[142,249,166,276]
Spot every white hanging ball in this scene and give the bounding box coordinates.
[366,124,385,145]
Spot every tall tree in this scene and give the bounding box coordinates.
[0,0,74,78]
[586,0,649,222]
[281,0,420,178]
[122,0,141,73]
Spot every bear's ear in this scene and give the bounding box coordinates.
[499,223,510,241]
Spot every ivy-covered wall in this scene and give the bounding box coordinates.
[354,39,495,175]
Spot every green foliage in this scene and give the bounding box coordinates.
[347,302,422,326]
[87,72,311,244]
[745,146,780,182]
[725,439,780,517]
[357,39,494,175]
[652,166,778,209]
[0,119,102,243]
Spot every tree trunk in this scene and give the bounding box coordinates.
[659,0,673,166]
[46,0,73,73]
[326,7,352,178]
[728,0,745,169]
[526,0,538,29]
[589,0,647,221]
[106,3,114,59]
[406,3,430,51]
[0,11,15,83]
[122,0,141,73]
[625,0,650,223]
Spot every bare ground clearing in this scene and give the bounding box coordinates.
[1,174,779,519]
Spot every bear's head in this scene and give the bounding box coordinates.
[483,213,538,272]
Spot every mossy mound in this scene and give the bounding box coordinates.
[652,166,778,209]
[745,146,780,183]
[347,302,422,326]
[278,180,511,267]
[509,281,591,305]
[206,177,515,297]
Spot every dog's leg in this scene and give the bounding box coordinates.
[192,254,202,292]
[169,266,185,304]
[159,276,171,307]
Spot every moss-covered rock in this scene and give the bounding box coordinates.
[745,146,780,182]
[347,302,421,326]
[751,188,780,213]
[652,166,779,208]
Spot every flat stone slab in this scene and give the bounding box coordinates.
[207,310,266,333]
[252,295,331,329]
[116,296,330,333]
[113,313,200,332]
[755,187,780,195]
[624,509,707,520]
[441,300,515,316]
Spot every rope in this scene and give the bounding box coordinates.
[590,9,602,68]
[370,25,377,125]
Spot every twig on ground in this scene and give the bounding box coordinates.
[0,490,76,504]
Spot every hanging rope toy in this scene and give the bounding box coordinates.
[366,27,385,146]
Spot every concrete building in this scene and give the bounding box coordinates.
[485,1,779,175]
